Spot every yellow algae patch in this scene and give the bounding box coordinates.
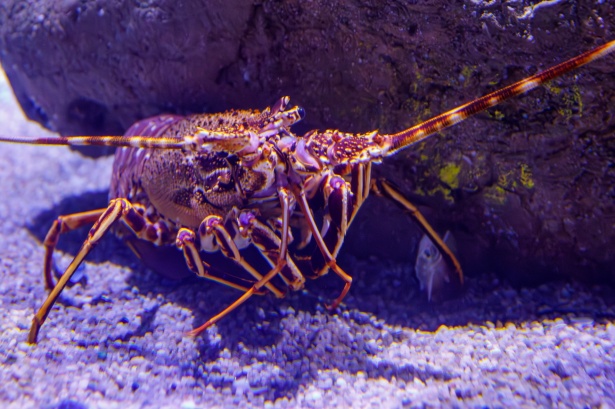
[545,83,562,95]
[426,185,454,203]
[415,163,462,203]
[545,83,583,119]
[483,185,508,205]
[460,65,477,87]
[491,109,505,121]
[484,162,535,205]
[439,163,461,189]
[497,169,516,190]
[559,84,583,118]
[519,163,535,189]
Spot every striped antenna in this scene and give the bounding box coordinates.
[386,39,615,154]
[0,135,186,149]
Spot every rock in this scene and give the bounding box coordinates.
[0,0,613,284]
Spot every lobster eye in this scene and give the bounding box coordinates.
[297,107,306,119]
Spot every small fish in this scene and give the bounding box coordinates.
[415,231,457,302]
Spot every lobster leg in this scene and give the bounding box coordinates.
[371,179,463,286]
[248,187,305,291]
[315,163,373,277]
[30,197,266,343]
[290,184,353,310]
[187,188,303,336]
[175,228,264,294]
[242,219,305,292]
[42,209,106,290]
[184,216,285,297]
[29,199,134,343]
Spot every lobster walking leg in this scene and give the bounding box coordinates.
[30,197,243,343]
[243,222,305,291]
[291,184,353,310]
[42,209,106,290]
[187,188,303,336]
[175,228,266,294]
[309,164,372,278]
[29,199,133,343]
[186,258,286,337]
[184,216,285,297]
[371,179,463,285]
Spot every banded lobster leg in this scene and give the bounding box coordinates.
[290,181,356,310]
[29,199,136,343]
[28,198,258,343]
[307,163,372,281]
[185,187,306,336]
[300,162,462,309]
[370,179,463,285]
[41,209,106,290]
[176,220,287,299]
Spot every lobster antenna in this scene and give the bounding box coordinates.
[387,39,615,154]
[0,135,186,149]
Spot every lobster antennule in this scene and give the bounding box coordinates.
[0,135,186,149]
[385,39,615,155]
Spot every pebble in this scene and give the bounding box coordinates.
[306,390,322,402]
[180,401,197,409]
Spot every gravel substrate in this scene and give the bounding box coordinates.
[1,69,615,409]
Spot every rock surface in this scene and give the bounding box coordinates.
[0,0,614,282]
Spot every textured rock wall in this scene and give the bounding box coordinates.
[0,0,614,283]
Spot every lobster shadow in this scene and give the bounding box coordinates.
[26,191,615,402]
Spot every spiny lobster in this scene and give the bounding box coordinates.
[1,40,613,344]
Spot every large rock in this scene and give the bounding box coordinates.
[0,0,614,284]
